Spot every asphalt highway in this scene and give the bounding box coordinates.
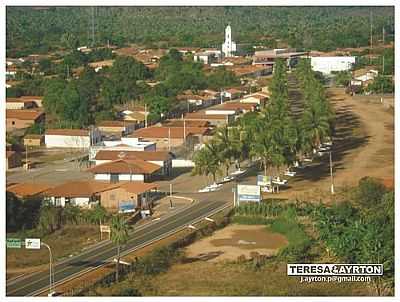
[6,199,228,296]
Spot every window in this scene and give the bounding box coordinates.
[110,173,119,183]
[12,121,15,125]
[110,193,116,201]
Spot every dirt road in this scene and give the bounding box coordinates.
[278,88,394,200]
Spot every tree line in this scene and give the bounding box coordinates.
[6,7,394,55]
[192,58,334,182]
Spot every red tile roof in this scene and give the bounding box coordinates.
[45,181,117,198]
[88,159,161,175]
[98,120,135,127]
[6,109,44,121]
[117,182,158,194]
[7,183,52,198]
[24,134,43,140]
[130,126,209,139]
[215,102,256,111]
[162,120,209,128]
[45,129,90,136]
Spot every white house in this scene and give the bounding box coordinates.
[44,181,113,208]
[45,128,102,148]
[89,138,156,161]
[240,92,269,106]
[194,52,216,65]
[310,56,356,75]
[94,150,173,176]
[88,158,161,183]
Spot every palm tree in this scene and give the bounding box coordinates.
[192,141,221,184]
[110,214,130,282]
[215,126,233,176]
[301,101,331,150]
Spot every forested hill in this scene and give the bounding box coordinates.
[6,6,394,55]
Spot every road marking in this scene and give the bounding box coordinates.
[26,202,230,297]
[7,200,199,287]
[7,201,227,296]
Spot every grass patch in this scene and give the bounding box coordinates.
[270,208,312,262]
[7,225,100,272]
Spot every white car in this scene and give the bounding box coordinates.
[230,169,246,176]
[219,175,235,183]
[198,183,223,193]
[272,177,288,185]
[284,170,296,177]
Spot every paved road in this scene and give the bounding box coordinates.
[6,199,228,296]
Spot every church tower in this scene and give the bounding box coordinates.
[222,25,236,57]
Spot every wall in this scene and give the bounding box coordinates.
[6,118,35,131]
[140,137,185,150]
[48,196,92,207]
[94,173,145,182]
[45,135,91,148]
[100,188,139,211]
[172,159,195,168]
[6,102,25,110]
[311,56,356,75]
[24,138,42,146]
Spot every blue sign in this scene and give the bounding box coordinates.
[237,185,261,203]
[119,201,136,213]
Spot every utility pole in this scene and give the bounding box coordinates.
[329,151,335,195]
[183,117,186,143]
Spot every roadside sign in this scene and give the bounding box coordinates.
[119,200,136,213]
[25,238,41,249]
[6,238,22,249]
[257,175,272,186]
[237,185,261,203]
[100,225,111,240]
[100,225,111,233]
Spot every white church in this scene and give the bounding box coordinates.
[221,25,236,57]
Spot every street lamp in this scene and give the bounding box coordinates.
[41,242,55,296]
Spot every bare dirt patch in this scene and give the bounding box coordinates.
[185,224,288,262]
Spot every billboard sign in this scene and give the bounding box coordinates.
[6,238,21,249]
[119,200,136,213]
[237,185,261,202]
[25,238,41,249]
[257,175,272,186]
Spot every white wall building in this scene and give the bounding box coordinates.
[45,128,102,148]
[310,56,356,75]
[222,25,237,58]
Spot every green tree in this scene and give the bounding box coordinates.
[110,215,130,282]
